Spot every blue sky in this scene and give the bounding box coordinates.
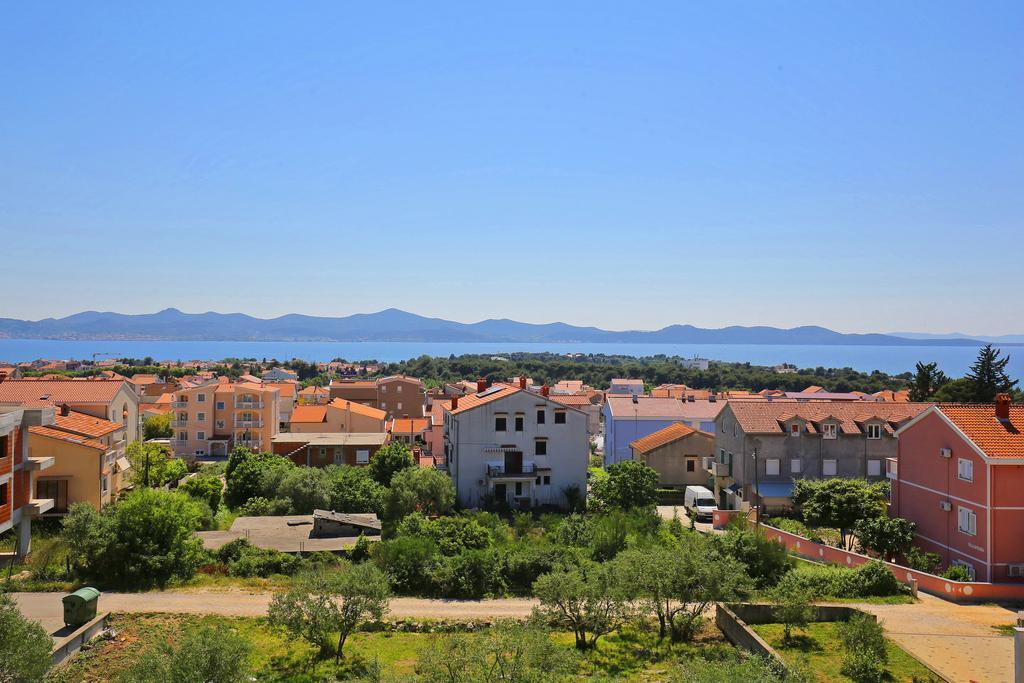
[1,2,1021,334]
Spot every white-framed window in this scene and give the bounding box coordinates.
[535,438,548,456]
[380,386,387,393]
[216,401,225,410]
[790,458,802,474]
[866,423,882,439]
[867,459,882,476]
[397,402,402,410]
[102,475,109,493]
[197,412,205,422]
[396,385,402,393]
[495,414,507,432]
[196,431,206,441]
[958,458,974,482]
[177,431,187,441]
[380,402,386,408]
[197,393,206,403]
[356,449,370,464]
[333,450,345,465]
[766,459,780,476]
[822,423,837,439]
[216,420,225,430]
[950,560,976,581]
[958,506,977,536]
[790,423,800,437]
[823,459,838,476]
[554,410,566,424]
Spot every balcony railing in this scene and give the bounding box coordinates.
[236,439,262,449]
[172,401,189,408]
[486,463,536,477]
[235,419,263,428]
[171,419,187,428]
[234,399,264,409]
[707,461,731,477]
[169,439,188,450]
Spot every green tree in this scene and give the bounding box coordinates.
[792,478,887,551]
[532,561,627,650]
[178,475,223,513]
[0,592,53,683]
[62,489,206,588]
[326,465,386,514]
[224,451,295,508]
[588,460,659,511]
[713,525,791,588]
[908,361,948,402]
[268,564,390,662]
[930,377,977,402]
[118,622,252,683]
[369,441,416,486]
[278,466,331,514]
[142,411,173,439]
[854,516,915,561]
[965,344,1018,402]
[126,441,184,488]
[770,582,815,642]
[837,614,888,683]
[383,467,456,529]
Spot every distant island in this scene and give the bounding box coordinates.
[0,308,999,346]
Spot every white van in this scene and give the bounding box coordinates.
[684,485,717,522]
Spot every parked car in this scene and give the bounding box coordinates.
[684,485,717,522]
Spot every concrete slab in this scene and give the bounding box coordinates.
[197,515,380,553]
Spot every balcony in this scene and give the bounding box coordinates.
[234,399,264,409]
[171,419,187,428]
[172,401,189,409]
[707,461,731,477]
[236,439,262,449]
[235,419,263,428]
[886,458,898,480]
[169,439,188,451]
[486,462,537,479]
[26,456,55,471]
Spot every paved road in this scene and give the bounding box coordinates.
[656,505,715,533]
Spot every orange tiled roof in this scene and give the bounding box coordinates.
[328,398,387,420]
[54,411,124,438]
[549,394,595,407]
[448,384,521,414]
[802,385,825,393]
[290,405,328,423]
[630,422,709,454]
[265,382,297,397]
[937,404,1024,458]
[0,379,130,407]
[728,400,926,435]
[390,418,431,433]
[298,385,329,395]
[28,425,107,450]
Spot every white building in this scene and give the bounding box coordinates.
[443,382,588,510]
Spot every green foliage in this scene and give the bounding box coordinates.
[588,460,659,512]
[117,622,253,683]
[350,534,372,563]
[792,479,887,550]
[373,536,440,594]
[552,513,592,547]
[777,561,903,599]
[224,450,295,508]
[383,467,456,529]
[62,489,206,588]
[0,592,53,683]
[942,564,973,581]
[237,496,291,516]
[369,441,416,486]
[278,466,331,514]
[770,582,815,642]
[178,475,223,513]
[964,344,1019,402]
[588,508,661,561]
[667,656,787,683]
[142,411,173,439]
[268,564,390,661]
[837,614,888,683]
[929,377,977,402]
[397,513,492,556]
[854,516,915,561]
[532,560,628,650]
[126,441,185,488]
[909,361,948,402]
[415,619,577,682]
[713,526,791,589]
[903,546,941,574]
[325,465,386,515]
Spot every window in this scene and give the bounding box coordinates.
[380,402,386,408]
[178,412,188,422]
[766,459,780,476]
[536,409,546,424]
[0,482,7,506]
[790,423,800,437]
[958,506,977,536]
[380,386,387,393]
[867,459,882,476]
[514,414,524,432]
[822,423,837,439]
[396,385,402,393]
[397,402,402,410]
[823,459,838,476]
[791,458,802,474]
[216,401,225,410]
[951,560,976,581]
[102,475,109,494]
[535,439,547,456]
[196,431,206,441]
[495,415,507,432]
[216,420,225,430]
[197,393,206,403]
[177,431,187,441]
[958,458,974,482]
[554,410,566,424]
[197,412,205,422]
[357,449,370,464]
[36,479,68,513]
[686,459,695,472]
[866,423,882,439]
[515,482,523,496]
[543,475,551,485]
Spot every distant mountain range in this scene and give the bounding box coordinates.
[0,308,1005,346]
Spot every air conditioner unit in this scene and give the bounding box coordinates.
[939,501,952,512]
[939,448,952,458]
[1008,564,1024,578]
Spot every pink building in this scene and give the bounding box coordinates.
[892,395,1024,582]
[171,379,279,457]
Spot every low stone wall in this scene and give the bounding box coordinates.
[726,603,872,626]
[715,604,788,673]
[712,509,743,529]
[51,612,108,667]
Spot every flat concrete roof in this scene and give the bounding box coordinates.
[270,432,388,447]
[196,514,380,553]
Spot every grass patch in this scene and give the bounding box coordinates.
[751,622,941,682]
[992,624,1018,636]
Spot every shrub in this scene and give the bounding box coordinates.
[714,526,791,588]
[118,622,252,683]
[325,465,386,515]
[229,546,302,578]
[904,546,941,573]
[179,476,223,513]
[382,468,456,530]
[588,460,659,511]
[553,513,592,547]
[942,564,973,582]
[396,514,491,556]
[589,508,660,561]
[852,561,902,596]
[369,441,416,486]
[838,613,888,683]
[350,534,372,563]
[0,592,53,683]
[373,536,440,594]
[429,549,503,599]
[497,542,583,595]
[237,496,291,517]
[776,561,904,599]
[278,467,331,514]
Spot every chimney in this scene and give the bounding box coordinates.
[477,378,487,393]
[519,375,527,390]
[60,404,70,417]
[451,395,459,410]
[541,384,550,397]
[995,393,1012,421]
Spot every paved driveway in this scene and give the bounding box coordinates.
[656,505,714,533]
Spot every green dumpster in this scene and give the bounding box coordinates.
[62,587,100,628]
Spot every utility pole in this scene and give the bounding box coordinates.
[751,448,760,529]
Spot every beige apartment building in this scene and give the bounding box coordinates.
[171,379,280,457]
[330,375,425,419]
[288,398,386,434]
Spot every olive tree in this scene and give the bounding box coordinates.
[531,561,628,650]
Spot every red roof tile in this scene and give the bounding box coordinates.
[28,425,107,450]
[630,422,711,454]
[937,404,1024,459]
